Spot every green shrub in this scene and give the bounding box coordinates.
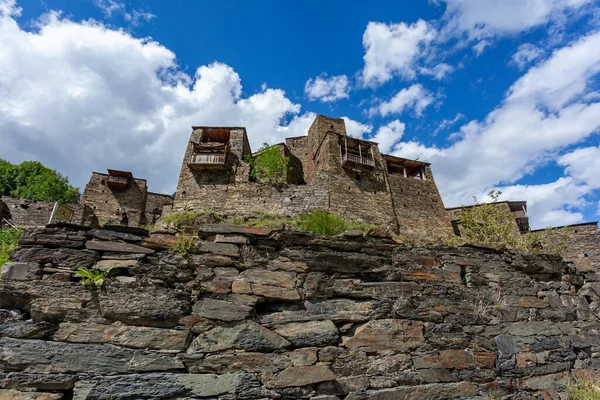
[0,227,21,269]
[566,375,600,400]
[296,210,348,236]
[74,267,120,288]
[162,211,208,224]
[171,234,198,257]
[246,143,289,185]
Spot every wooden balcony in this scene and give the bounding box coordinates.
[188,152,227,170]
[107,175,129,189]
[342,153,375,169]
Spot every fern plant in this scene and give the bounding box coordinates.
[74,267,120,288]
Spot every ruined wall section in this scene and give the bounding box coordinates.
[531,222,600,272]
[81,173,147,227]
[1,225,599,399]
[0,196,97,227]
[145,193,174,225]
[388,166,451,239]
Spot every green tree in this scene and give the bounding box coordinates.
[246,143,289,185]
[0,159,80,203]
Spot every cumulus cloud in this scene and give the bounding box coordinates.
[343,117,373,139]
[372,84,436,117]
[0,5,363,194]
[440,0,595,42]
[361,19,437,87]
[304,74,350,102]
[392,31,600,227]
[369,120,406,154]
[558,146,600,189]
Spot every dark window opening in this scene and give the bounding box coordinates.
[355,174,361,181]
[451,220,461,236]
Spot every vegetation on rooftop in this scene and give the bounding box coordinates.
[0,159,80,203]
[0,227,21,269]
[245,143,290,185]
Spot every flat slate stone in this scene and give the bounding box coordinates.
[102,225,149,237]
[0,338,183,374]
[89,229,144,242]
[85,241,154,254]
[199,224,272,236]
[1,263,41,281]
[267,364,336,388]
[54,322,191,351]
[73,373,258,399]
[3,372,78,390]
[193,298,252,322]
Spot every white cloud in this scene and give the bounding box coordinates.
[512,43,543,68]
[0,6,363,194]
[372,84,435,117]
[419,63,454,80]
[392,31,600,226]
[342,117,373,139]
[0,0,19,17]
[440,0,595,42]
[433,113,464,136]
[304,74,350,102]
[94,0,155,26]
[369,120,406,154]
[361,19,437,87]
[489,178,588,228]
[558,146,600,188]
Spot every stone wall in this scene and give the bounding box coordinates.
[0,197,97,227]
[1,224,599,399]
[531,222,600,273]
[81,173,148,227]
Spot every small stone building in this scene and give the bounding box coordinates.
[81,169,173,227]
[171,114,452,238]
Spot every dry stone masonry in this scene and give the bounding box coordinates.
[1,224,600,399]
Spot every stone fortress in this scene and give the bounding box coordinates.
[3,115,600,399]
[1,114,599,268]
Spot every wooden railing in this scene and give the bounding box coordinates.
[107,176,128,185]
[342,153,375,167]
[190,153,226,165]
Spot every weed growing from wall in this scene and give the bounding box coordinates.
[566,374,600,400]
[75,267,120,288]
[0,227,21,268]
[171,234,198,257]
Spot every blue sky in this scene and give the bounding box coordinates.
[1,0,600,228]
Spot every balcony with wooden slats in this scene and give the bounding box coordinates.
[188,152,227,170]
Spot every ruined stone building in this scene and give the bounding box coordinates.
[80,169,173,227]
[170,114,450,237]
